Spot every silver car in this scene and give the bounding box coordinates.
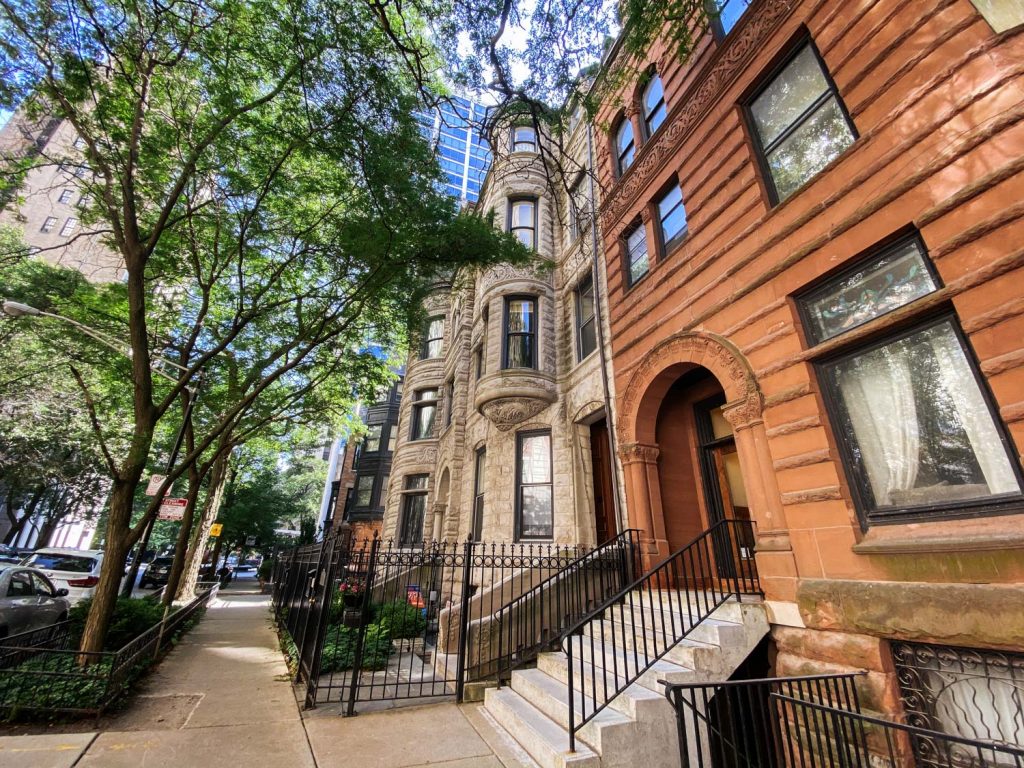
[0,566,70,639]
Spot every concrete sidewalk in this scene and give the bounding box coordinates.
[0,586,534,768]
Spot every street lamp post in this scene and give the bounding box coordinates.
[1,300,198,596]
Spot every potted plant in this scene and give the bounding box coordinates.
[338,579,365,608]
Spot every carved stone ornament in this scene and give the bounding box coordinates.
[480,397,551,431]
[478,263,548,295]
[618,442,660,464]
[599,0,794,232]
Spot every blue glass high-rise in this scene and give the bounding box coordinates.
[414,95,491,204]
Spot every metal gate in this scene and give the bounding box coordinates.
[272,531,639,714]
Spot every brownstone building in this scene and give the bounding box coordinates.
[596,0,1023,738]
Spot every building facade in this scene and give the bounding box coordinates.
[382,114,624,548]
[0,109,123,281]
[595,0,1023,739]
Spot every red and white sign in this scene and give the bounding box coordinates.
[157,497,188,521]
[145,475,167,496]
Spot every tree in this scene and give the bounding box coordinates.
[0,0,532,654]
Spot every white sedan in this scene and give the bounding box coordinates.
[21,548,105,605]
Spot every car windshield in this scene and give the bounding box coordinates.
[23,553,97,573]
[152,558,173,566]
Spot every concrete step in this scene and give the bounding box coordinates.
[581,619,722,671]
[509,667,635,753]
[484,687,601,768]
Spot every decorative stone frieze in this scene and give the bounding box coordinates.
[474,370,558,431]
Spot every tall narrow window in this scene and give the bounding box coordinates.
[387,425,397,453]
[399,475,428,547]
[472,447,486,541]
[364,423,383,453]
[421,316,444,359]
[625,222,649,286]
[576,274,597,361]
[355,475,375,507]
[615,119,635,175]
[710,0,753,39]
[657,184,687,250]
[642,75,667,137]
[511,126,537,152]
[444,378,455,428]
[569,176,590,240]
[747,42,856,204]
[800,235,1023,526]
[516,430,553,540]
[410,388,438,440]
[504,297,537,369]
[474,345,484,380]
[508,198,537,249]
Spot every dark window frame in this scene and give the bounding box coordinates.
[472,446,486,541]
[398,474,429,548]
[575,273,597,362]
[363,423,384,453]
[410,388,439,441]
[613,116,635,177]
[742,36,858,207]
[420,315,444,359]
[641,74,667,139]
[502,295,538,370]
[354,474,376,508]
[511,125,538,153]
[507,196,538,251]
[444,377,455,428]
[623,219,650,289]
[814,311,1024,529]
[515,429,554,541]
[655,180,688,255]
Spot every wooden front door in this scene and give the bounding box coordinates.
[590,418,617,545]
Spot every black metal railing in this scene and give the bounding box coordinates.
[0,583,217,716]
[561,519,761,750]
[494,528,642,686]
[662,672,1024,768]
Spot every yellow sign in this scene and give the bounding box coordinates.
[209,523,223,537]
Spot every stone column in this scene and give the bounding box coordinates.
[618,442,669,568]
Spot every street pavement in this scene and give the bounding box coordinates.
[0,583,535,768]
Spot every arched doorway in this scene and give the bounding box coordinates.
[655,368,751,555]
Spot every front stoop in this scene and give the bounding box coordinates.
[482,594,769,768]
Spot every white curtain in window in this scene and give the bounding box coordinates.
[838,348,920,506]
[928,324,1019,496]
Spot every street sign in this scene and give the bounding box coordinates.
[245,535,256,546]
[209,523,223,537]
[145,474,167,496]
[157,497,188,521]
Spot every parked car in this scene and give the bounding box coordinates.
[0,566,70,638]
[139,556,174,590]
[0,545,21,565]
[20,548,104,605]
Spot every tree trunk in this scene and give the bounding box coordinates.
[175,450,230,601]
[4,485,44,545]
[77,477,138,655]
[163,464,204,606]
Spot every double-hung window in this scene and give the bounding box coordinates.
[355,475,375,508]
[58,189,73,204]
[642,75,667,137]
[399,475,428,547]
[364,423,382,453]
[615,119,635,175]
[516,430,553,540]
[569,176,589,241]
[801,235,1023,526]
[509,198,537,249]
[625,222,649,287]
[503,297,537,369]
[41,216,57,233]
[657,183,687,250]
[512,126,537,153]
[472,448,486,541]
[575,274,597,361]
[410,388,438,440]
[421,316,444,359]
[747,41,856,204]
[387,425,397,453]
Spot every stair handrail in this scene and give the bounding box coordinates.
[493,528,643,686]
[561,518,761,751]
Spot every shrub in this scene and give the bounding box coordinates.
[257,561,273,580]
[374,600,427,639]
[0,654,112,714]
[319,623,392,673]
[68,597,166,651]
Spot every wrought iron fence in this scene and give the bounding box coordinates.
[0,583,217,716]
[270,530,633,713]
[663,672,1024,768]
[560,518,761,751]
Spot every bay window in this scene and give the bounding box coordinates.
[503,297,537,369]
[410,388,438,441]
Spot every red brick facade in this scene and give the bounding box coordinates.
[597,0,1024,717]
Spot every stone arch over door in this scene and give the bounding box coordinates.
[616,331,791,563]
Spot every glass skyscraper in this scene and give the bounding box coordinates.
[415,95,491,204]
